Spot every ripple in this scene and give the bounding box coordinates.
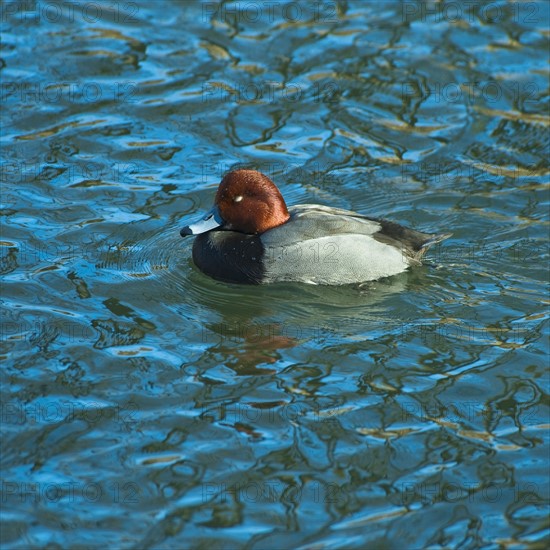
[95,220,184,283]
[2,1,549,548]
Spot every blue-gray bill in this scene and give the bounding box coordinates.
[180,206,224,236]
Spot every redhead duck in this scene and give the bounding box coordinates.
[180,170,451,285]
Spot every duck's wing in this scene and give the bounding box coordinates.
[260,205,407,284]
[278,205,451,260]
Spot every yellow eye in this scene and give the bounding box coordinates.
[234,195,243,202]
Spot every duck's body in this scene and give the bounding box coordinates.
[180,170,450,285]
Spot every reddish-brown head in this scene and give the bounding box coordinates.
[214,170,290,234]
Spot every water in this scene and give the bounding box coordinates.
[1,1,548,548]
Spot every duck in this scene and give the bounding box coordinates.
[180,169,450,285]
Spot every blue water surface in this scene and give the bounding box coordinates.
[1,1,549,548]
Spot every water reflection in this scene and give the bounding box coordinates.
[2,0,548,547]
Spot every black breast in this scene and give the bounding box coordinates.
[192,231,265,284]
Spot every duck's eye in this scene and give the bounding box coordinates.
[234,195,243,203]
